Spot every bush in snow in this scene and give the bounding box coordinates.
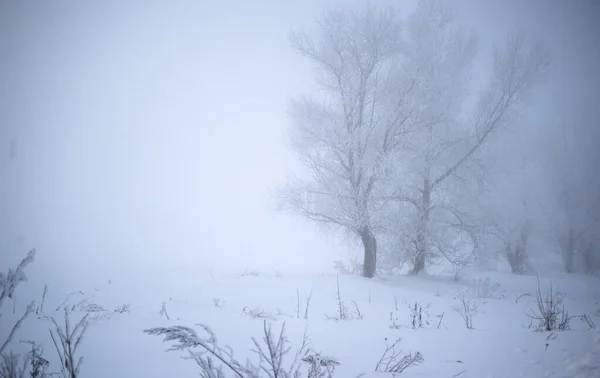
[453,290,480,329]
[114,303,131,314]
[374,338,424,374]
[527,276,571,331]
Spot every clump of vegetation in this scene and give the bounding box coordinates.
[527,276,571,331]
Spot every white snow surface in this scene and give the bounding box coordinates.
[2,270,599,377]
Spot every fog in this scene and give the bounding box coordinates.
[1,0,599,288]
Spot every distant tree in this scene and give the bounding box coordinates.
[543,121,600,274]
[479,140,540,275]
[384,4,549,274]
[379,0,479,274]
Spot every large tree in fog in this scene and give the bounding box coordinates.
[278,4,409,278]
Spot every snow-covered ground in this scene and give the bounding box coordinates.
[3,269,600,377]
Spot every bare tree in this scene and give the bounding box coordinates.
[380,0,480,274]
[278,4,409,278]
[385,6,549,274]
[543,120,600,273]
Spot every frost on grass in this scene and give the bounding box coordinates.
[21,341,49,378]
[3,341,51,378]
[49,308,90,378]
[1,249,83,378]
[0,249,35,308]
[145,320,311,378]
[242,307,276,320]
[326,275,363,321]
[296,289,313,320]
[146,319,423,377]
[1,249,37,360]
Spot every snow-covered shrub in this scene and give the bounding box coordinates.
[114,303,131,313]
[374,338,424,374]
[302,352,339,378]
[527,276,571,331]
[453,290,480,329]
[242,306,275,320]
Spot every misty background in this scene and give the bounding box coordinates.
[1,1,599,289]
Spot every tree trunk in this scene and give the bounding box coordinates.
[506,226,529,275]
[360,227,377,278]
[563,228,576,273]
[581,240,596,274]
[411,177,431,275]
[506,244,525,274]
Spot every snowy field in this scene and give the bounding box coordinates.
[3,266,599,378]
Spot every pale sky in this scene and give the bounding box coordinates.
[1,0,598,288]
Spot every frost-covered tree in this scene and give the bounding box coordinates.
[278,4,410,278]
[478,139,541,274]
[379,0,479,274]
[279,1,549,277]
[383,2,549,274]
[543,121,600,273]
